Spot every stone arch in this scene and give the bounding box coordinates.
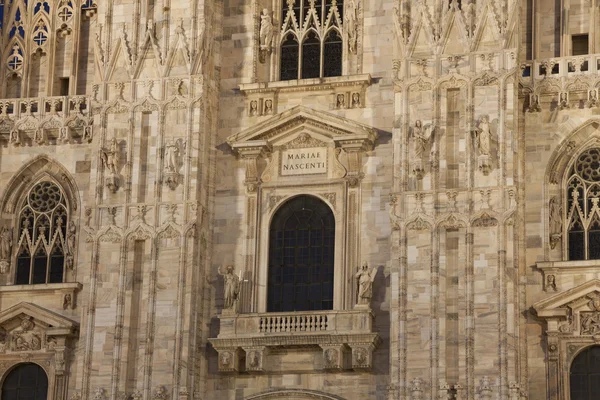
[268,193,336,227]
[545,119,600,185]
[0,154,80,215]
[245,389,346,400]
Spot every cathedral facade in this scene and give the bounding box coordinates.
[0,0,599,399]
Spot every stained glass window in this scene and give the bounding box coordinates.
[567,148,600,260]
[279,0,344,80]
[268,195,335,312]
[15,181,69,285]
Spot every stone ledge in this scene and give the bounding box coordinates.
[239,74,372,94]
[538,260,600,272]
[0,282,83,310]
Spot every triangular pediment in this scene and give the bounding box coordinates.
[0,302,78,332]
[534,279,600,318]
[226,106,377,149]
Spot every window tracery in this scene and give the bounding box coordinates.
[279,0,344,80]
[15,181,70,285]
[1,0,95,95]
[567,148,600,260]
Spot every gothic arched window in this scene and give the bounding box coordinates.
[566,148,600,260]
[268,195,335,312]
[2,363,49,400]
[279,0,343,81]
[15,181,69,285]
[570,346,600,400]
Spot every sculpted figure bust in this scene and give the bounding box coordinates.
[218,265,240,311]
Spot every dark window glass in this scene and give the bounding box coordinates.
[573,34,589,56]
[279,0,343,81]
[323,30,342,77]
[280,34,299,81]
[268,195,335,312]
[571,346,600,400]
[569,231,585,261]
[301,31,320,79]
[1,363,48,400]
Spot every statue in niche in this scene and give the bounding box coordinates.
[587,89,598,108]
[546,274,557,291]
[0,226,12,274]
[345,0,358,54]
[13,317,41,351]
[355,263,376,307]
[249,100,258,116]
[559,92,569,110]
[164,139,179,173]
[411,120,435,179]
[101,138,121,193]
[411,120,435,159]
[474,116,491,156]
[351,92,361,108]
[163,139,184,190]
[549,197,562,249]
[264,99,273,114]
[259,8,274,62]
[473,116,492,175]
[336,93,346,109]
[218,265,240,312]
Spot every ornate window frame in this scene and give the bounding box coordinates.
[256,0,362,83]
[0,155,80,287]
[545,121,600,260]
[534,279,600,400]
[210,106,380,373]
[226,105,376,313]
[0,302,78,400]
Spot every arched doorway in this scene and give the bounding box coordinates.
[570,346,600,400]
[268,195,335,312]
[2,363,48,400]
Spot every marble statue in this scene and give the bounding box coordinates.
[218,265,240,311]
[355,263,376,306]
[259,9,274,52]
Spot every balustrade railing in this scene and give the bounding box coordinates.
[521,53,600,80]
[0,95,92,119]
[258,313,328,333]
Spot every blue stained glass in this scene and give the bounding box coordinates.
[0,2,4,30]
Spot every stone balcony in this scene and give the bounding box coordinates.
[208,308,380,373]
[521,53,600,80]
[0,95,93,145]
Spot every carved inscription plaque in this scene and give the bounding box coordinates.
[281,148,327,176]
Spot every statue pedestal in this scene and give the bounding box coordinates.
[164,171,180,190]
[478,155,491,176]
[105,173,120,193]
[354,303,371,311]
[412,161,424,179]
